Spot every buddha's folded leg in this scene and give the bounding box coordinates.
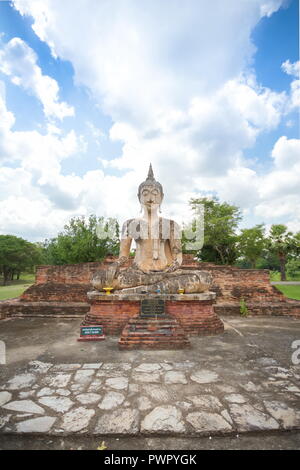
[117,274,209,294]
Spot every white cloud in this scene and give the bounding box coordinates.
[281,60,300,112]
[13,0,285,124]
[0,0,298,239]
[255,136,300,222]
[0,37,74,120]
[282,59,300,77]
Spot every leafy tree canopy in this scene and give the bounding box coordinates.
[187,197,242,265]
[0,235,42,285]
[41,215,120,265]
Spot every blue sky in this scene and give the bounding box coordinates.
[0,0,299,240]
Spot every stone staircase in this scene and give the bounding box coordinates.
[118,315,191,350]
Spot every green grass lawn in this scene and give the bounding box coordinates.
[0,273,35,300]
[274,284,300,301]
[270,271,300,282]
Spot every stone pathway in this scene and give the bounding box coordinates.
[1,358,300,436]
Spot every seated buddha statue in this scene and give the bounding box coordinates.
[92,165,212,294]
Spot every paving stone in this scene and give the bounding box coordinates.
[56,388,71,396]
[164,371,187,384]
[4,373,36,390]
[142,385,170,402]
[82,363,103,369]
[76,393,102,405]
[96,370,128,378]
[16,417,56,433]
[95,409,139,435]
[52,364,81,371]
[98,391,125,410]
[266,368,292,379]
[255,358,278,367]
[141,406,185,433]
[221,409,234,425]
[264,401,300,429]
[0,391,12,406]
[2,400,45,414]
[224,394,248,404]
[61,407,95,432]
[186,411,232,433]
[262,380,291,391]
[88,379,103,392]
[15,413,33,421]
[102,363,131,371]
[70,383,86,393]
[285,384,300,393]
[18,390,36,399]
[74,369,95,384]
[216,384,237,394]
[43,373,71,388]
[188,395,223,410]
[105,377,129,390]
[37,387,55,398]
[134,363,161,373]
[38,396,74,413]
[190,370,219,384]
[132,372,161,383]
[28,360,53,374]
[172,361,196,370]
[229,404,280,431]
[128,384,140,396]
[0,415,11,429]
[175,401,193,411]
[160,362,174,371]
[136,396,152,411]
[241,381,262,392]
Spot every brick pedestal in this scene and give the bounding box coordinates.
[81,291,224,340]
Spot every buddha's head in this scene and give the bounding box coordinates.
[138,164,164,212]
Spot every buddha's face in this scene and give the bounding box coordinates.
[139,185,163,211]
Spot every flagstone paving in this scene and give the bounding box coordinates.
[0,357,300,436]
[0,316,300,438]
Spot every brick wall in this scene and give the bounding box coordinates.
[83,299,224,336]
[24,256,284,305]
[83,300,140,335]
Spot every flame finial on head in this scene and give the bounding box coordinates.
[147,163,154,180]
[138,163,164,199]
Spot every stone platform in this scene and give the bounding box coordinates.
[81,292,224,341]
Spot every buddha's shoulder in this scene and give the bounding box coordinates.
[160,217,181,228]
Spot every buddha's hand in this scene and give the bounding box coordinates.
[106,256,128,283]
[165,261,180,273]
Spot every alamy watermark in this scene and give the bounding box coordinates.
[291,339,300,365]
[0,340,6,365]
[96,204,204,252]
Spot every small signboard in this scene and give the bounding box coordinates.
[140,299,165,317]
[78,325,105,341]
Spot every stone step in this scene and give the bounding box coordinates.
[118,315,191,350]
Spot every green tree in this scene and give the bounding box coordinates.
[286,258,300,279]
[267,225,300,281]
[42,215,120,265]
[187,197,242,265]
[0,235,42,285]
[237,224,266,268]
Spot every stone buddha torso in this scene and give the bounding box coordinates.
[121,216,182,273]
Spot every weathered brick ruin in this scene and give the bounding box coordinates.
[0,255,299,327]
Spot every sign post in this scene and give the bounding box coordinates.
[78,325,105,341]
